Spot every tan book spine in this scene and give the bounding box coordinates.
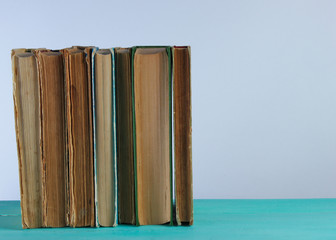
[134,48,171,225]
[12,50,42,228]
[94,49,116,227]
[173,46,193,225]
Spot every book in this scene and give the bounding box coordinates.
[12,49,42,229]
[115,48,136,225]
[132,47,173,226]
[173,46,193,225]
[63,47,95,227]
[92,48,117,227]
[37,50,67,227]
[12,45,193,229]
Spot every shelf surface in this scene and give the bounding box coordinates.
[0,199,336,239]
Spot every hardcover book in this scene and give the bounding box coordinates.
[132,46,173,226]
[115,48,136,225]
[173,46,193,225]
[12,49,42,229]
[92,48,118,227]
[37,50,67,227]
[62,47,95,227]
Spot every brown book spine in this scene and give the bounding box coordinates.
[64,48,95,227]
[115,48,135,225]
[173,46,193,225]
[37,51,67,227]
[12,50,42,228]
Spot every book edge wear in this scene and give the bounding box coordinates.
[64,47,95,227]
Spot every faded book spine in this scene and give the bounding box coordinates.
[132,47,172,226]
[93,49,117,227]
[173,46,193,225]
[37,51,67,227]
[12,50,42,228]
[64,48,95,227]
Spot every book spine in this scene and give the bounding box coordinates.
[132,47,172,225]
[37,51,67,227]
[84,47,96,228]
[130,47,139,226]
[12,49,43,228]
[93,49,117,227]
[115,48,136,225]
[173,46,193,225]
[66,49,95,227]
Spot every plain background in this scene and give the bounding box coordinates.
[1,0,336,200]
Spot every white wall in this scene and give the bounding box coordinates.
[1,0,336,200]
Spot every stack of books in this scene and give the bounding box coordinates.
[11,46,192,228]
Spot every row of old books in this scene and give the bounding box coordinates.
[11,46,192,228]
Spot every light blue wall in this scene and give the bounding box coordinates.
[1,0,335,199]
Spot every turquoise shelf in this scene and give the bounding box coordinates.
[0,199,336,239]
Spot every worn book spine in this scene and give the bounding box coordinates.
[92,48,117,227]
[63,48,95,227]
[173,46,193,225]
[12,49,42,229]
[37,51,67,227]
[115,48,135,225]
[131,46,173,226]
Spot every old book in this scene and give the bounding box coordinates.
[63,48,95,227]
[132,47,173,226]
[37,51,67,227]
[12,50,42,228]
[115,48,135,225]
[173,46,193,225]
[92,49,117,227]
